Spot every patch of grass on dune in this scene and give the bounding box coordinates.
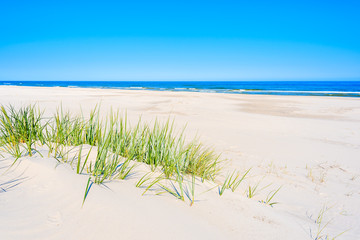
[0,104,285,209]
[0,105,44,160]
[0,104,221,181]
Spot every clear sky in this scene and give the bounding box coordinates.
[0,0,359,81]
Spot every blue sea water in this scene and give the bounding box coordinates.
[1,81,360,97]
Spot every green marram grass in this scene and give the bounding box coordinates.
[218,168,251,196]
[0,105,45,161]
[0,104,221,180]
[0,104,288,211]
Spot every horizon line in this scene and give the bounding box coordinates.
[1,78,360,82]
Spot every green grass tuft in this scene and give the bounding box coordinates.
[0,104,227,206]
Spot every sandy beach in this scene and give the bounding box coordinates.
[1,86,360,240]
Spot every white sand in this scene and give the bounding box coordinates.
[0,86,359,240]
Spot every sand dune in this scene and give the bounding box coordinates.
[1,86,359,240]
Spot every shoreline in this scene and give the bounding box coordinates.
[0,85,359,239]
[1,81,360,98]
[2,84,360,98]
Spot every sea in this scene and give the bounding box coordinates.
[1,81,360,97]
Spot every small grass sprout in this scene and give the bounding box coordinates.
[308,205,350,240]
[228,168,251,192]
[246,181,271,199]
[260,186,282,207]
[218,168,251,196]
[247,183,259,198]
[218,175,231,196]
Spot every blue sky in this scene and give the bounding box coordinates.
[0,0,359,81]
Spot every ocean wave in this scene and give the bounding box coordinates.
[128,87,146,90]
[1,81,359,97]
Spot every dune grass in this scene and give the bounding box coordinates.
[0,104,221,181]
[309,205,350,240]
[0,105,44,160]
[0,104,224,205]
[135,172,153,188]
[218,168,251,196]
[0,104,281,208]
[143,165,198,206]
[74,145,93,174]
[259,186,282,206]
[246,181,271,199]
